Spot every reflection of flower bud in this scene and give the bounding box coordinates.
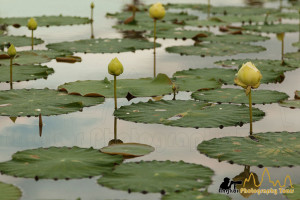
[91,2,95,9]
[149,2,166,20]
[234,62,262,89]
[108,58,124,76]
[276,32,285,41]
[7,44,16,57]
[27,18,37,30]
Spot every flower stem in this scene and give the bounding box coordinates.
[281,36,284,65]
[31,30,34,50]
[153,19,157,78]
[207,0,211,19]
[298,10,300,42]
[249,88,253,136]
[91,7,94,22]
[39,113,43,137]
[114,117,117,140]
[279,0,282,11]
[114,75,117,110]
[10,57,13,89]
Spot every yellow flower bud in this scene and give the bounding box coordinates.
[91,2,95,9]
[27,18,37,30]
[7,44,16,57]
[276,32,285,41]
[108,58,124,76]
[234,62,262,89]
[149,2,166,20]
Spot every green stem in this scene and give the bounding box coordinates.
[249,88,253,136]
[31,30,34,50]
[153,19,157,78]
[114,75,117,110]
[279,0,282,11]
[299,10,300,42]
[114,117,117,140]
[91,8,94,22]
[39,113,43,137]
[91,21,94,39]
[281,36,284,65]
[10,58,13,89]
[207,0,211,19]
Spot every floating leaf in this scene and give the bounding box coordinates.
[208,15,278,24]
[166,42,266,57]
[162,191,231,200]
[146,30,212,40]
[0,89,104,117]
[47,38,160,53]
[284,184,300,200]
[185,18,230,27]
[198,34,270,43]
[198,131,300,167]
[243,23,299,33]
[192,88,288,104]
[0,35,44,47]
[271,12,300,19]
[112,21,180,32]
[285,51,300,61]
[98,160,213,193]
[100,143,155,158]
[0,64,54,83]
[0,182,22,200]
[0,147,123,179]
[279,100,300,109]
[114,100,265,128]
[0,15,90,27]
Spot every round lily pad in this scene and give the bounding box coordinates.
[98,160,213,193]
[0,35,44,47]
[191,88,289,104]
[100,143,154,158]
[0,146,123,179]
[162,191,231,200]
[0,89,104,117]
[0,64,54,83]
[284,184,300,200]
[0,15,90,27]
[146,30,212,40]
[242,23,299,33]
[197,131,300,167]
[166,42,266,57]
[0,182,22,200]
[47,38,160,53]
[114,100,265,128]
[199,34,270,43]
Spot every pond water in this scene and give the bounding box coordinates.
[0,0,300,199]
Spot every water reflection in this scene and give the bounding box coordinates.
[90,20,94,39]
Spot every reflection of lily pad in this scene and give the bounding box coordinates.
[243,23,299,33]
[100,143,155,158]
[192,88,289,104]
[98,160,213,193]
[0,64,54,83]
[0,15,90,27]
[112,21,180,32]
[198,131,300,167]
[284,184,300,200]
[58,74,220,98]
[114,100,265,128]
[0,147,123,179]
[162,191,231,200]
[199,34,270,43]
[166,42,266,57]
[0,35,44,47]
[0,182,22,200]
[147,30,212,40]
[0,89,104,117]
[47,38,160,53]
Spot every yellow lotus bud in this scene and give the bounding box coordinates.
[276,32,285,41]
[27,18,37,30]
[91,2,95,9]
[149,2,166,20]
[234,62,262,89]
[7,44,16,57]
[108,58,124,76]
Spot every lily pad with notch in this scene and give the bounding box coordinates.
[100,143,154,158]
[197,131,300,167]
[162,190,231,200]
[0,182,22,200]
[0,35,44,47]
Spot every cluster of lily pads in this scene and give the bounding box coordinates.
[0,0,300,200]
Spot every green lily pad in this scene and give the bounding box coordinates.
[208,15,277,24]
[197,131,300,167]
[114,100,265,128]
[185,18,230,27]
[0,50,70,65]
[0,35,44,47]
[192,88,289,104]
[0,64,54,83]
[0,182,22,200]
[285,51,300,61]
[112,21,180,32]
[0,15,90,27]
[146,30,212,40]
[279,100,300,109]
[198,34,270,43]
[47,38,160,53]
[0,146,123,179]
[100,143,155,158]
[271,12,300,19]
[98,160,213,193]
[292,41,300,48]
[58,74,221,98]
[166,42,266,57]
[162,191,231,200]
[243,23,299,33]
[0,89,104,117]
[284,184,300,200]
[165,3,207,10]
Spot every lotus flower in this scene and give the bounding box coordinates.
[149,2,165,20]
[27,18,37,30]
[7,44,16,57]
[234,62,262,90]
[108,57,124,76]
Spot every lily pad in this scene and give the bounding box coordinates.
[58,74,221,98]
[285,51,300,61]
[114,100,265,128]
[0,15,90,27]
[197,131,300,167]
[284,184,300,200]
[279,100,300,109]
[0,35,44,47]
[242,23,299,33]
[162,191,231,200]
[0,146,123,179]
[192,88,289,104]
[292,41,300,48]
[98,160,213,193]
[208,15,277,24]
[0,89,104,117]
[0,182,22,200]
[0,50,70,65]
[185,18,230,27]
[112,21,180,32]
[47,38,160,53]
[166,42,266,57]
[198,34,270,43]
[0,64,54,83]
[271,12,300,20]
[100,143,155,158]
[146,30,212,40]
